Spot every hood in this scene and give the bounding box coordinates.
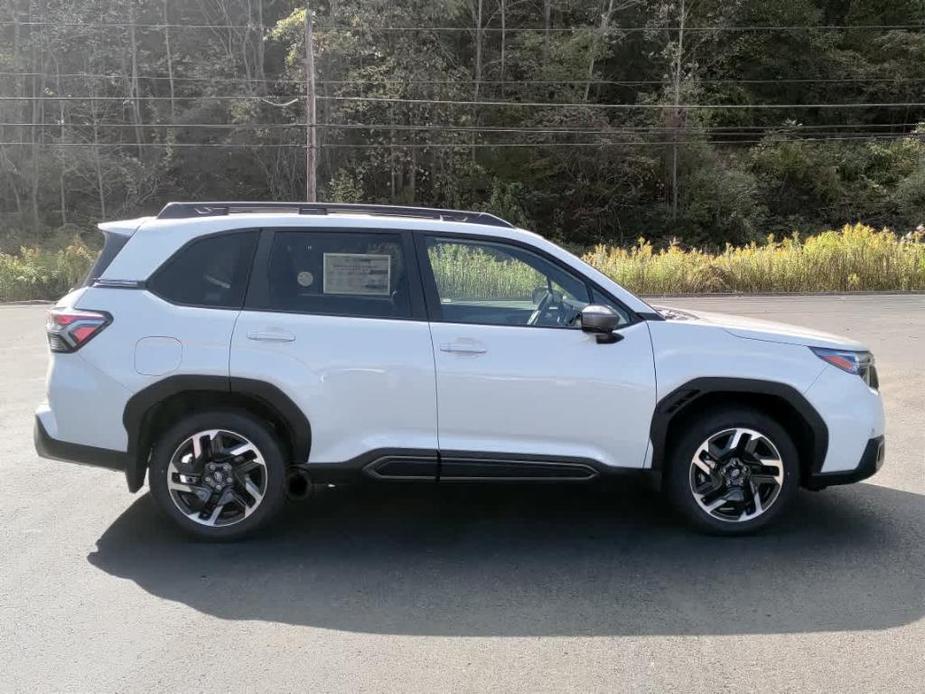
[655,305,868,351]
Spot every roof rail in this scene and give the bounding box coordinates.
[155,201,514,228]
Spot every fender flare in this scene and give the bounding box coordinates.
[648,377,828,473]
[122,375,311,492]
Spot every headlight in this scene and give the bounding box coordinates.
[810,347,878,388]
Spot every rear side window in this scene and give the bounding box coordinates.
[259,230,410,319]
[149,231,257,308]
[83,230,130,286]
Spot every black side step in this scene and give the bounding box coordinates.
[439,457,598,482]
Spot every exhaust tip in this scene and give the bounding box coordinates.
[286,467,312,501]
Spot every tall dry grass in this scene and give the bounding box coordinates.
[0,224,922,301]
[583,224,925,294]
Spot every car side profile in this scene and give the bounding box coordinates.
[35,202,886,539]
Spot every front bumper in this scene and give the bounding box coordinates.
[34,416,127,471]
[806,435,885,489]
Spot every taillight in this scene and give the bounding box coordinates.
[46,308,111,353]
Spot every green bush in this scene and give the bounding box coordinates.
[0,241,95,302]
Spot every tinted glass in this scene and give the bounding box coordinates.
[425,237,592,328]
[83,229,130,286]
[149,231,257,308]
[591,288,632,325]
[264,231,410,319]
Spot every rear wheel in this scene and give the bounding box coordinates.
[148,410,287,540]
[665,407,799,535]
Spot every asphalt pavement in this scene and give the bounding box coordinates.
[0,295,922,692]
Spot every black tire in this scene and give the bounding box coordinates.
[148,409,288,541]
[664,406,799,535]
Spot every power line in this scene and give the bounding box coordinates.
[0,21,922,32]
[321,96,925,109]
[3,71,925,86]
[0,134,917,149]
[3,94,925,109]
[2,121,921,135]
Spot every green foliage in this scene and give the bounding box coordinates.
[0,241,95,301]
[1,0,925,252]
[326,168,366,203]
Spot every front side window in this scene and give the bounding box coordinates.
[262,231,411,319]
[425,237,603,328]
[149,231,257,308]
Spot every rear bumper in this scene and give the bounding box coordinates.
[34,416,127,471]
[807,435,885,489]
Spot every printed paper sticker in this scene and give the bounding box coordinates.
[323,253,391,296]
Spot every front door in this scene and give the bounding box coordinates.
[418,235,656,476]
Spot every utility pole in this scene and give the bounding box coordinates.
[670,0,686,221]
[304,4,317,202]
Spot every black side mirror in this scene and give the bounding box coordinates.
[580,305,622,344]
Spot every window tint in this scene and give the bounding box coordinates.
[591,288,631,323]
[263,231,411,319]
[425,237,593,328]
[83,229,130,286]
[149,231,257,308]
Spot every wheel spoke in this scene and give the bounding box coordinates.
[229,489,251,513]
[703,493,730,513]
[757,456,783,472]
[168,475,205,495]
[192,434,205,461]
[750,482,763,515]
[700,484,728,507]
[206,432,222,460]
[730,429,752,456]
[750,472,778,485]
[243,478,264,505]
[692,449,715,475]
[198,490,223,522]
[229,442,257,459]
[234,458,262,476]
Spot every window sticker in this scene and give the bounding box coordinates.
[323,253,391,296]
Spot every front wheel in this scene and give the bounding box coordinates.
[665,407,800,535]
[148,410,288,540]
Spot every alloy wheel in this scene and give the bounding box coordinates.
[688,427,785,523]
[166,429,268,527]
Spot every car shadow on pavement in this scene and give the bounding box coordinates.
[88,480,924,636]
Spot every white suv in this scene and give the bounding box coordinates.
[35,202,886,539]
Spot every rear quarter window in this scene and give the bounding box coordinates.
[83,231,131,286]
[148,230,258,308]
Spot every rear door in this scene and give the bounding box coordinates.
[418,234,656,476]
[230,228,438,475]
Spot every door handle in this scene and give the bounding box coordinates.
[439,341,487,354]
[247,329,296,343]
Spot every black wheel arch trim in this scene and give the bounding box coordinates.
[649,377,829,476]
[122,375,311,493]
